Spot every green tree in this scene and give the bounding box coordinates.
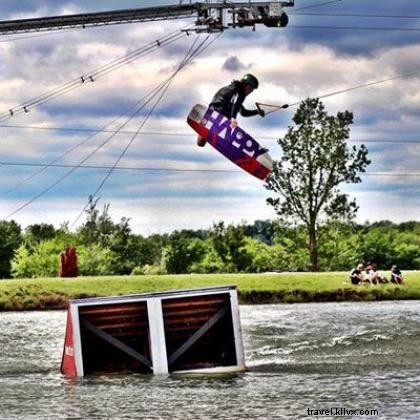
[127,234,168,271]
[11,237,115,278]
[210,222,251,272]
[393,241,420,269]
[108,217,133,274]
[11,238,66,278]
[78,196,115,247]
[243,237,288,272]
[24,223,56,250]
[358,225,396,268]
[317,222,363,271]
[163,231,206,274]
[265,98,370,271]
[244,220,277,245]
[0,220,22,278]
[77,244,116,276]
[190,240,226,273]
[10,245,33,278]
[273,222,310,271]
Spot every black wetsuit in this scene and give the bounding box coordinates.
[350,268,362,285]
[391,268,403,284]
[209,81,260,119]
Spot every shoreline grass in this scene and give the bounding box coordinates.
[1,272,420,311]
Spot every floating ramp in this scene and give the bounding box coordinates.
[61,285,245,376]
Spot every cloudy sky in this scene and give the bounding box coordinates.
[1,0,420,234]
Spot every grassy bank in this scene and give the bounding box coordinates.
[1,272,420,311]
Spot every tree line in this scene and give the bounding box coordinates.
[1,201,420,279]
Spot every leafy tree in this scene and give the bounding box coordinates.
[11,224,88,278]
[78,196,115,247]
[358,226,396,268]
[272,222,310,270]
[11,238,65,278]
[393,241,420,269]
[77,244,116,276]
[108,217,133,274]
[10,245,33,278]
[210,222,251,272]
[190,240,227,273]
[243,237,288,272]
[126,234,167,270]
[163,231,206,274]
[24,223,56,250]
[398,221,420,234]
[244,220,278,245]
[317,222,363,271]
[11,237,118,278]
[146,234,169,263]
[0,220,22,278]
[265,98,370,271]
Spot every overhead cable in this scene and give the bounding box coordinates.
[4,66,187,218]
[3,124,420,144]
[293,0,344,12]
[1,161,418,178]
[85,36,205,204]
[288,24,420,32]
[5,34,221,220]
[0,29,192,196]
[290,12,420,19]
[256,68,420,115]
[2,69,193,196]
[0,28,188,122]
[72,33,220,227]
[0,28,83,43]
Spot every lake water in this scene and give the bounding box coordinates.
[0,301,419,419]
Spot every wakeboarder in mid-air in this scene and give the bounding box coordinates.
[196,73,265,147]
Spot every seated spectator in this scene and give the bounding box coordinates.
[365,262,375,285]
[390,265,404,285]
[375,269,388,284]
[366,262,388,285]
[350,263,365,285]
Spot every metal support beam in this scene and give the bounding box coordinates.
[0,4,197,35]
[80,317,152,370]
[168,305,229,367]
[0,2,294,35]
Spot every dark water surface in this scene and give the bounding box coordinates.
[0,301,419,419]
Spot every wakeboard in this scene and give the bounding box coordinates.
[187,104,273,180]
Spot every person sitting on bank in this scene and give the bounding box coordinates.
[364,262,376,285]
[390,265,404,285]
[366,262,388,285]
[350,263,365,285]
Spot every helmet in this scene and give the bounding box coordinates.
[241,73,259,89]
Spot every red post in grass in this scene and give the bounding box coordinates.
[59,246,79,278]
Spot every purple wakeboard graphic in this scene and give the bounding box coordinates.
[187,104,272,180]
